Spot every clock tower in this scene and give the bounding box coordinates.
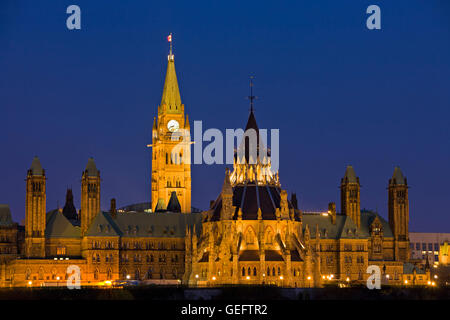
[150,42,191,213]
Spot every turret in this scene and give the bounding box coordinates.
[388,167,409,261]
[220,168,234,220]
[25,156,46,258]
[81,158,101,236]
[340,165,361,228]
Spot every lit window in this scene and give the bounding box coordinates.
[56,247,66,256]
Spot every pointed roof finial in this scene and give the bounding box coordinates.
[160,34,182,112]
[222,168,233,195]
[247,76,257,113]
[167,33,174,61]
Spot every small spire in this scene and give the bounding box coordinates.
[160,35,182,113]
[85,157,99,177]
[62,188,78,220]
[29,156,44,176]
[247,76,257,113]
[222,168,233,195]
[154,198,166,212]
[185,114,190,129]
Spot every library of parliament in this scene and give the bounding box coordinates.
[0,46,430,288]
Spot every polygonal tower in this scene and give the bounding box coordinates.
[340,165,361,228]
[25,156,46,258]
[388,166,409,261]
[81,158,101,236]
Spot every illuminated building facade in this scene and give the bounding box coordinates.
[0,47,430,288]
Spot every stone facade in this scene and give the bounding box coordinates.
[0,48,429,288]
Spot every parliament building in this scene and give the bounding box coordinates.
[0,46,430,288]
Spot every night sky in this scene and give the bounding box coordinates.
[1,1,449,232]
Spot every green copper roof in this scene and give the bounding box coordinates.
[403,262,426,275]
[45,210,81,238]
[86,211,121,237]
[343,165,358,183]
[85,158,99,177]
[360,210,394,238]
[114,211,202,238]
[0,205,14,226]
[82,211,202,238]
[391,166,406,185]
[303,214,368,239]
[160,57,182,114]
[302,210,394,240]
[154,198,166,212]
[30,156,44,176]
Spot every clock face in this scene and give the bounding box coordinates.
[167,119,180,132]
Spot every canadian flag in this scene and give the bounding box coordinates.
[167,34,172,42]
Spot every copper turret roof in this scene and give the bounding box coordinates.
[208,184,297,221]
[29,156,44,176]
[342,165,358,184]
[85,157,99,177]
[391,166,406,185]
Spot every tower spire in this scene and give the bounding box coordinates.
[247,76,257,113]
[160,33,182,113]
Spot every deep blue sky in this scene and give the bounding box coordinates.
[1,1,449,232]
